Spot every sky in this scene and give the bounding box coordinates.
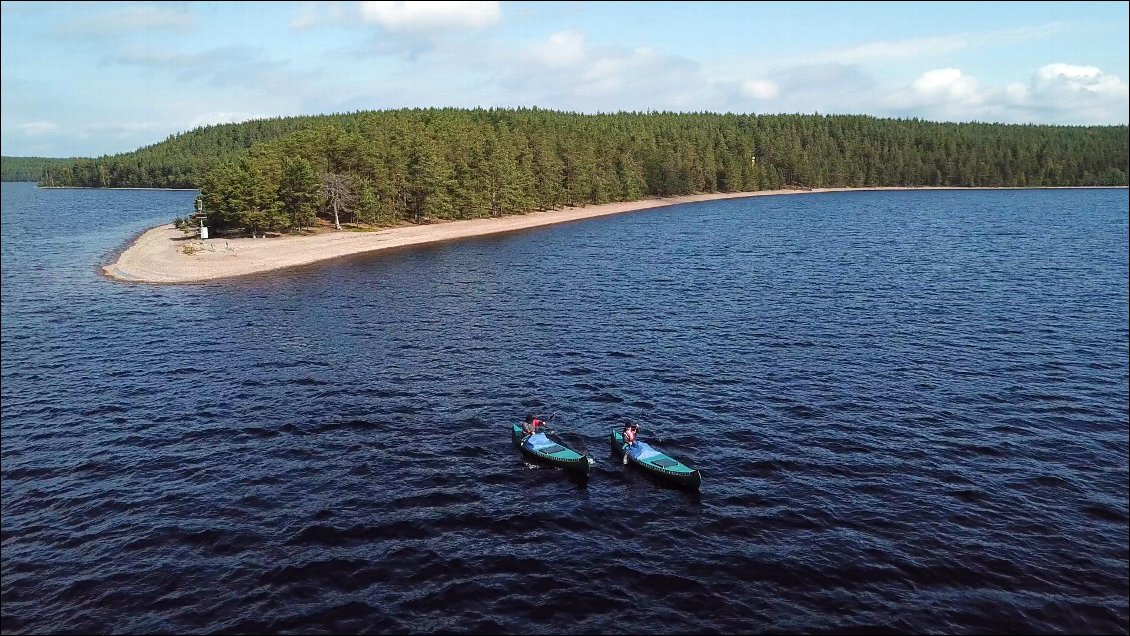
[2,1,1127,158]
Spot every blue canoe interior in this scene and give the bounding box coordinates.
[511,424,592,476]
[610,428,702,490]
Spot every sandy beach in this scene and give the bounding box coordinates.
[99,187,1094,283]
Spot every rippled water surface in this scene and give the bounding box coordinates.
[2,183,1127,634]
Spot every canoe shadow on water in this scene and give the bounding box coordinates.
[515,450,705,498]
[516,455,592,489]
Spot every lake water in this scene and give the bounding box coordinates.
[2,182,1127,634]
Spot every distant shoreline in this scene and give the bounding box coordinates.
[37,185,199,191]
[101,186,1127,284]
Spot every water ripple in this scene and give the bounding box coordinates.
[1,185,1127,634]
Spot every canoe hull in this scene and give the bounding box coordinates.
[610,429,702,490]
[512,424,591,476]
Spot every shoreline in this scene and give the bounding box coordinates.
[101,186,1125,284]
[39,185,200,191]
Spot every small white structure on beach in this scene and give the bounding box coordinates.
[196,198,209,239]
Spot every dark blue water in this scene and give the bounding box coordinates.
[2,182,1127,634]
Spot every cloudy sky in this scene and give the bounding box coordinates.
[2,1,1127,157]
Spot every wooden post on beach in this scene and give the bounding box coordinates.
[195,198,209,240]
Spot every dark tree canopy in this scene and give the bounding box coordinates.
[1,156,77,182]
[15,108,1128,234]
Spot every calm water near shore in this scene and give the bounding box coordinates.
[2,182,1127,634]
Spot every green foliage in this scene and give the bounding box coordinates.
[25,108,1129,235]
[2,156,77,182]
[356,182,381,225]
[278,157,320,229]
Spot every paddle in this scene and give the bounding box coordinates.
[540,412,557,434]
[633,421,667,444]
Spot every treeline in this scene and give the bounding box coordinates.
[33,116,329,189]
[32,108,1129,234]
[197,109,1129,235]
[2,156,78,182]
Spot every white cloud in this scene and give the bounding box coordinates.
[802,23,1070,66]
[3,119,172,155]
[17,121,61,137]
[1013,63,1130,124]
[1035,63,1129,98]
[5,5,1125,158]
[529,30,586,67]
[911,68,982,105]
[887,68,993,121]
[113,45,320,97]
[887,64,1128,124]
[726,64,878,116]
[291,6,322,30]
[815,35,972,66]
[358,1,501,32]
[740,79,779,100]
[1005,82,1029,102]
[500,33,709,110]
[290,2,355,30]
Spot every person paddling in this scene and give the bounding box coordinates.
[621,422,639,464]
[622,422,638,446]
[522,413,546,437]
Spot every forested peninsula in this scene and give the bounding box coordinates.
[22,109,1130,236]
[1,156,77,182]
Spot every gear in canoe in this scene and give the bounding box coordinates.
[511,417,591,476]
[610,425,701,490]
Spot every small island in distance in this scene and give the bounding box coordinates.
[4,107,1127,283]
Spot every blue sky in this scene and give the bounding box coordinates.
[2,1,1127,157]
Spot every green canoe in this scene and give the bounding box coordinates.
[512,424,592,476]
[610,428,702,490]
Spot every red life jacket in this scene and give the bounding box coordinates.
[624,427,636,444]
